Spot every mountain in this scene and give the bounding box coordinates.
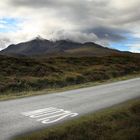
[0,37,121,57]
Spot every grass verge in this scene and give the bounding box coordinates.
[14,98,140,140]
[0,73,140,101]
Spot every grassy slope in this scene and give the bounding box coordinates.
[0,54,140,97]
[14,99,140,140]
[64,44,120,56]
[0,73,140,101]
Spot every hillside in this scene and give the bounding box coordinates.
[0,38,121,56]
[0,54,140,94]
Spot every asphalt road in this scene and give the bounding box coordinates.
[0,78,140,140]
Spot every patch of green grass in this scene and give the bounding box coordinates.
[14,99,140,140]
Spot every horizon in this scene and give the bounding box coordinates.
[0,0,140,52]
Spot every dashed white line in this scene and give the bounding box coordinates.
[22,107,78,124]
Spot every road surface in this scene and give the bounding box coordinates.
[0,78,140,140]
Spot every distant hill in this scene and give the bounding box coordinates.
[0,37,121,56]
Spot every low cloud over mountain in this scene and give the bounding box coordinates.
[0,37,121,56]
[0,0,140,52]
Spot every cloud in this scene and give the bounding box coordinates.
[50,30,98,43]
[0,37,11,50]
[128,44,140,53]
[85,27,129,42]
[0,0,140,52]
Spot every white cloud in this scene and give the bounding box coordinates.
[51,30,98,43]
[0,0,139,52]
[128,44,140,53]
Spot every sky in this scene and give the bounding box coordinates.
[0,0,140,52]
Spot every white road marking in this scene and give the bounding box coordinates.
[22,107,78,124]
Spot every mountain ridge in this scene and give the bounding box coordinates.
[0,38,122,57]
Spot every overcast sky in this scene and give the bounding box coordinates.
[0,0,140,52]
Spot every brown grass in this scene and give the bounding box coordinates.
[0,54,140,95]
